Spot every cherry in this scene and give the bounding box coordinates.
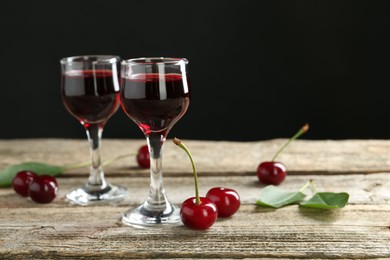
[173,138,218,230]
[181,197,218,230]
[257,124,309,185]
[206,187,240,218]
[29,175,58,203]
[12,171,38,197]
[137,145,150,168]
[257,161,287,185]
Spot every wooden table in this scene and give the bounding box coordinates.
[1,139,390,259]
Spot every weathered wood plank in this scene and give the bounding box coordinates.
[1,139,390,259]
[1,205,389,259]
[1,173,389,208]
[2,139,390,176]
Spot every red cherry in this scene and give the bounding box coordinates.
[180,197,218,230]
[137,145,150,168]
[256,124,309,186]
[12,171,38,197]
[257,161,287,185]
[174,138,218,230]
[29,175,58,203]
[206,187,240,217]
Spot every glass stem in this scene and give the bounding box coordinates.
[85,123,107,190]
[145,133,169,212]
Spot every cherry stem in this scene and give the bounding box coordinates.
[299,179,317,194]
[101,153,135,167]
[173,137,200,205]
[62,160,90,171]
[309,179,318,194]
[299,180,311,193]
[271,123,309,162]
[62,153,135,172]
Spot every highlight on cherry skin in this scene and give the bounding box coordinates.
[206,187,241,218]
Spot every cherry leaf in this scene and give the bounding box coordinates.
[299,192,349,209]
[256,185,306,208]
[0,162,64,187]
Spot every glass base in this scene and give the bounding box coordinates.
[66,184,128,206]
[122,202,182,228]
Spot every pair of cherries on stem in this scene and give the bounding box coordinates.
[173,138,240,230]
[12,171,58,203]
[257,124,309,185]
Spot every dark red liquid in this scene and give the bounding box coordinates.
[61,70,120,125]
[120,73,190,135]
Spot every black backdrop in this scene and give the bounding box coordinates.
[0,1,388,141]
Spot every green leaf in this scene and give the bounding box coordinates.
[256,185,306,208]
[0,162,65,187]
[299,192,349,209]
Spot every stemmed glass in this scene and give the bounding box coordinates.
[120,57,191,226]
[60,55,128,205]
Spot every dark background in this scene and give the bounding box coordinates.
[0,1,388,141]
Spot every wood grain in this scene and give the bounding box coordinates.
[2,139,390,176]
[1,139,390,259]
[1,174,389,208]
[1,205,389,259]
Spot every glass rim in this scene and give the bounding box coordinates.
[122,57,188,66]
[60,55,121,64]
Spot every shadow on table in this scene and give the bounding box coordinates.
[298,207,343,222]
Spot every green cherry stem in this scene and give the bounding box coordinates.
[299,180,311,193]
[299,179,318,194]
[173,137,200,205]
[62,160,90,171]
[62,153,135,171]
[271,123,310,162]
[309,179,318,194]
[101,153,135,167]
